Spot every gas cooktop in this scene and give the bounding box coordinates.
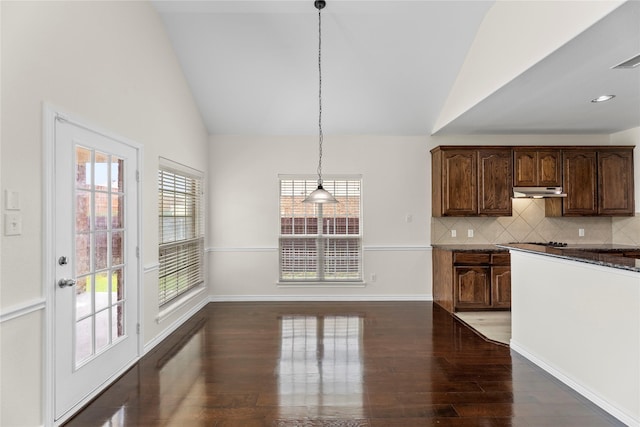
[545,241,568,247]
[516,241,569,247]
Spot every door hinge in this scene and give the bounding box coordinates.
[136,170,140,182]
[136,247,140,258]
[136,323,141,335]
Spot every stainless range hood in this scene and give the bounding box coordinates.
[512,186,567,198]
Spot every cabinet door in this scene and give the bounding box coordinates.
[442,150,477,216]
[598,150,634,216]
[538,150,562,186]
[513,150,537,186]
[491,266,511,309]
[478,149,512,216]
[514,149,561,186]
[563,151,597,216]
[454,266,490,309]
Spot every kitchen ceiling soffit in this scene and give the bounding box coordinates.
[434,1,640,135]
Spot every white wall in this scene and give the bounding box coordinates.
[0,2,208,425]
[208,135,431,299]
[207,130,638,300]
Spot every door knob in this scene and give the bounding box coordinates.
[58,278,76,288]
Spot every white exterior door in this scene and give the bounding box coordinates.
[53,117,140,421]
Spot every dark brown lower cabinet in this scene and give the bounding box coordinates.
[433,248,511,312]
[455,266,490,309]
[491,265,512,308]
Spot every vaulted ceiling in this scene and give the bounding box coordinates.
[154,1,640,136]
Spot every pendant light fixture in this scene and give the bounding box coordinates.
[303,0,338,204]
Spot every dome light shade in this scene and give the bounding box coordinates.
[303,182,338,204]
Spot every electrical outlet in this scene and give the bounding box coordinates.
[4,213,22,236]
[370,273,377,282]
[579,228,585,237]
[451,229,456,237]
[468,229,474,238]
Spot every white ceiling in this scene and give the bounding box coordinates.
[437,0,640,135]
[154,0,640,136]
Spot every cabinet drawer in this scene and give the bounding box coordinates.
[453,252,491,265]
[624,251,640,259]
[491,253,510,265]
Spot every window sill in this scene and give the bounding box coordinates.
[277,281,366,288]
[156,284,206,324]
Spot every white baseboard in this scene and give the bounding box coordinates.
[208,295,433,302]
[510,340,638,427]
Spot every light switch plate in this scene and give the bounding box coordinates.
[4,190,20,210]
[5,213,22,236]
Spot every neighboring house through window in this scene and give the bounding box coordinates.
[158,158,204,305]
[279,176,362,282]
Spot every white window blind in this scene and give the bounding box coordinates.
[279,177,362,282]
[158,161,204,305]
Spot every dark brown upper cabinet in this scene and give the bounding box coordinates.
[562,150,598,216]
[598,149,635,216]
[553,147,634,217]
[432,145,634,218]
[432,146,512,217]
[513,149,561,187]
[432,149,477,216]
[478,149,513,216]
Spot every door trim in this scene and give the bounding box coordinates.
[43,104,144,426]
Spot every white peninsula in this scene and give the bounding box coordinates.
[504,244,640,426]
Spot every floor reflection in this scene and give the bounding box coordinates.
[158,327,205,421]
[278,315,364,418]
[94,317,208,427]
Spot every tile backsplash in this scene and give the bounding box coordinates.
[612,215,640,245]
[432,199,640,245]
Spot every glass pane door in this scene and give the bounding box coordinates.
[74,146,127,367]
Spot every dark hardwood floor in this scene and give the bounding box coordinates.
[64,302,623,426]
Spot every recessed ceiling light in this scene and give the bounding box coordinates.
[590,95,615,103]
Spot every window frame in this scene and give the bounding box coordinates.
[158,158,205,306]
[278,175,363,284]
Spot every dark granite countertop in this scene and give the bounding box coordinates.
[552,244,640,252]
[497,243,640,273]
[431,244,508,253]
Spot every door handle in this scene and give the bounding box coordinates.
[58,278,76,288]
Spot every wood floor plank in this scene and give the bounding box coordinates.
[63,302,624,426]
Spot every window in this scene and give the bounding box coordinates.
[279,177,362,282]
[158,159,204,305]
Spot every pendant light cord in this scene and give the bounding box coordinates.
[317,6,323,185]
